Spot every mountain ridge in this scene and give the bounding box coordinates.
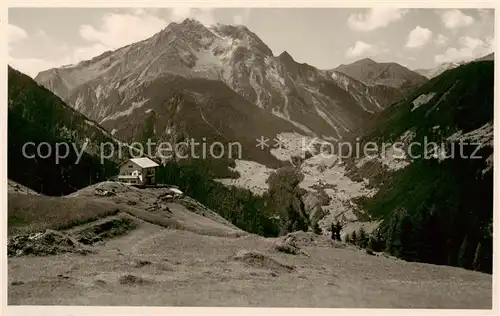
[34,18,426,146]
[413,52,494,79]
[333,58,428,89]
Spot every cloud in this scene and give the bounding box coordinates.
[35,29,48,38]
[9,57,60,78]
[169,7,215,26]
[405,26,433,48]
[345,41,378,58]
[439,9,474,29]
[8,9,220,78]
[477,8,493,23]
[7,8,218,78]
[347,8,409,31]
[9,42,109,78]
[129,8,163,16]
[8,24,28,43]
[435,34,449,46]
[233,15,244,25]
[434,35,493,63]
[79,12,167,49]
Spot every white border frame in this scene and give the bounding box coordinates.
[1,1,498,315]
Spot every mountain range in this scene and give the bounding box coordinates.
[414,62,461,79]
[34,19,427,160]
[413,52,495,79]
[7,17,494,276]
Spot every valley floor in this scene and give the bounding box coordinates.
[7,182,492,308]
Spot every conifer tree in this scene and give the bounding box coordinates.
[458,236,470,269]
[351,230,357,245]
[472,242,483,271]
[367,236,374,251]
[334,221,342,241]
[358,227,368,248]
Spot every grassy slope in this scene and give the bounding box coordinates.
[8,194,121,236]
[8,225,492,308]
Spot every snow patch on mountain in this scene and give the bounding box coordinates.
[411,93,436,111]
[100,98,150,123]
[94,85,103,99]
[330,71,350,89]
[249,70,265,107]
[265,57,286,87]
[74,94,85,112]
[271,110,314,135]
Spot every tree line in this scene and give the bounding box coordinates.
[156,159,310,237]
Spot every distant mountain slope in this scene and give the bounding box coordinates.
[349,61,493,273]
[8,66,126,195]
[334,58,428,90]
[96,72,304,168]
[34,19,422,144]
[414,62,460,79]
[414,52,494,79]
[475,52,494,61]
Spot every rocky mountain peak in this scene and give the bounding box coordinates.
[357,57,377,64]
[210,23,273,56]
[278,51,294,61]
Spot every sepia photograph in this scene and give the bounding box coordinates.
[5,5,495,310]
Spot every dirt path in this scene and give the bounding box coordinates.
[7,183,492,308]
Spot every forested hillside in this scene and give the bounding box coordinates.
[349,61,494,273]
[8,66,121,195]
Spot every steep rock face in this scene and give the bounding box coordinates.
[97,73,303,167]
[35,19,423,145]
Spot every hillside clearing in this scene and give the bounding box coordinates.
[7,182,492,308]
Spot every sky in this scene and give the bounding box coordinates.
[8,7,495,78]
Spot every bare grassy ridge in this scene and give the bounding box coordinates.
[8,194,121,236]
[8,189,245,238]
[7,185,492,308]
